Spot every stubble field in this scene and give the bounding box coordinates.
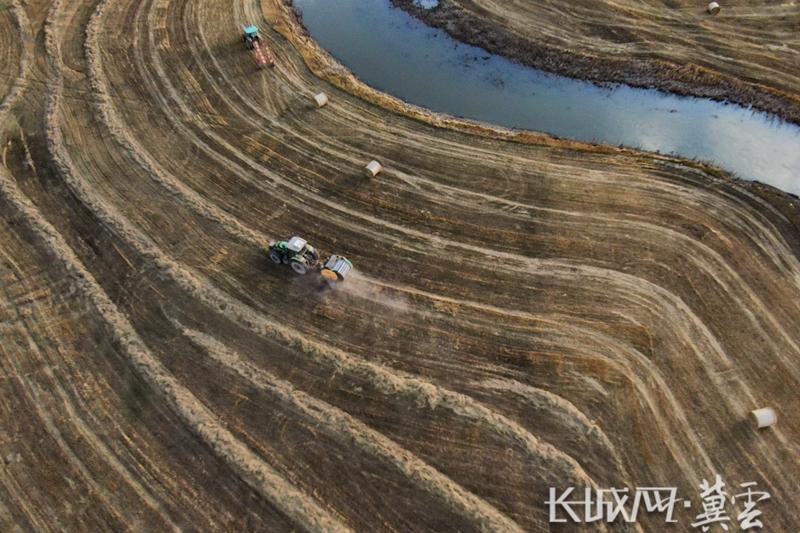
[0,0,798,530]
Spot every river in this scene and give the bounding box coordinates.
[292,0,800,195]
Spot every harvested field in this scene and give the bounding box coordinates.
[0,0,798,531]
[395,0,800,123]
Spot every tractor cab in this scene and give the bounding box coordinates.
[242,24,261,49]
[286,236,308,253]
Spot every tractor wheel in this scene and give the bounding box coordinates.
[268,250,282,264]
[290,261,308,275]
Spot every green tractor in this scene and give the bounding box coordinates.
[268,236,353,282]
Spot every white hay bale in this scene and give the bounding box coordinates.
[750,407,777,429]
[707,2,720,15]
[365,160,383,178]
[313,92,329,108]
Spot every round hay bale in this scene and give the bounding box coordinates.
[365,160,383,178]
[314,92,329,108]
[750,407,777,429]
